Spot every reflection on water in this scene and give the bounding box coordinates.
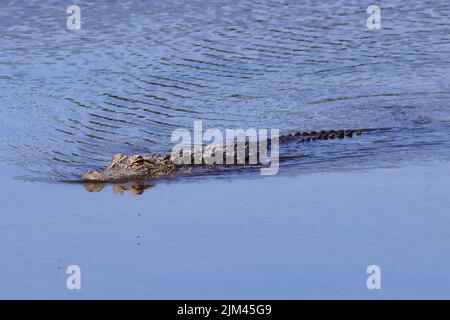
[0,0,449,180]
[83,181,154,195]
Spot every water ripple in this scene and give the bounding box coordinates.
[0,0,449,180]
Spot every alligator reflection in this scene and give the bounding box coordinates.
[83,182,154,195]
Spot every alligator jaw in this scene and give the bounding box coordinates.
[82,170,106,181]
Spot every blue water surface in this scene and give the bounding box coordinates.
[0,0,450,299]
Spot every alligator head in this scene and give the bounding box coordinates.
[82,153,177,182]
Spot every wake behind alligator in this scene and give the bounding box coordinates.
[82,128,380,192]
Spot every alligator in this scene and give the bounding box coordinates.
[82,129,373,185]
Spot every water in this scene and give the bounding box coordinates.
[2,161,450,299]
[0,0,450,298]
[1,0,449,180]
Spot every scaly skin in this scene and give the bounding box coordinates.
[82,154,177,182]
[82,129,370,182]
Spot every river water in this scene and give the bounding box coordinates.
[1,0,450,298]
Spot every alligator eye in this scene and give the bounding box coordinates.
[128,155,145,166]
[132,159,145,166]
